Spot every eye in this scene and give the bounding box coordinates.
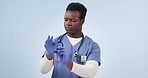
[64,18,68,22]
[71,19,77,22]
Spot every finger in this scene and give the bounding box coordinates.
[50,36,53,41]
[48,35,51,40]
[59,49,65,52]
[52,38,56,44]
[45,35,50,43]
[50,36,56,44]
[56,47,65,51]
[59,52,64,56]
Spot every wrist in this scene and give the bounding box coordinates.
[45,50,54,58]
[46,54,53,60]
[66,61,73,70]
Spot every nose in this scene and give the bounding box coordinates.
[65,20,72,26]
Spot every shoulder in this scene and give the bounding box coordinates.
[84,35,100,50]
[84,36,99,45]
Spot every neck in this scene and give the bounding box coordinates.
[67,32,83,38]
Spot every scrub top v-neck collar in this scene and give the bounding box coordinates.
[66,34,83,46]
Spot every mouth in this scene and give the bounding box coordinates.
[65,27,72,31]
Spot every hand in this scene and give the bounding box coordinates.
[60,52,71,65]
[55,46,71,65]
[44,35,56,57]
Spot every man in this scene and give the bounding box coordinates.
[40,2,101,78]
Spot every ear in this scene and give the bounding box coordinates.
[81,19,85,25]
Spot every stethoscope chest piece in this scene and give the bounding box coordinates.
[73,51,78,57]
[73,51,87,63]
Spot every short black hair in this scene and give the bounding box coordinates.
[66,2,87,19]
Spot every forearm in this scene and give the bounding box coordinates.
[39,55,53,74]
[70,60,99,78]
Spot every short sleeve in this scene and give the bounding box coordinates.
[87,42,101,66]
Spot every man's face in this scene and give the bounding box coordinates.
[64,10,84,35]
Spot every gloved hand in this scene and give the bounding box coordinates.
[55,46,72,65]
[60,52,71,65]
[44,35,56,57]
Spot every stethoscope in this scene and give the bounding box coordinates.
[57,33,86,63]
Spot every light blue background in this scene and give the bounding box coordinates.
[0,0,148,78]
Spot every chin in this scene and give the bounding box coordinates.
[66,32,75,35]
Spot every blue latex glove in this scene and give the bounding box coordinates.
[55,46,72,65]
[44,35,56,57]
[60,52,71,65]
[55,45,65,56]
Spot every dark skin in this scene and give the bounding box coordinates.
[64,10,84,38]
[46,10,85,70]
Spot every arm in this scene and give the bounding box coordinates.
[40,35,57,74]
[66,60,99,78]
[66,42,100,77]
[39,55,53,74]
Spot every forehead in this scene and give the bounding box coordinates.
[64,10,80,19]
